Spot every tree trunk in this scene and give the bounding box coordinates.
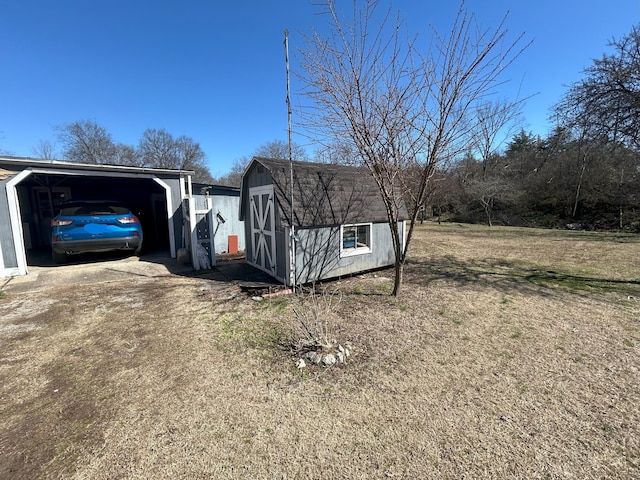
[392,260,403,296]
[619,205,623,230]
[572,156,586,219]
[482,198,493,226]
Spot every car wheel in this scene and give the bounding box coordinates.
[52,250,67,264]
[134,243,142,256]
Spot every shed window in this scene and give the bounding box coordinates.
[340,223,372,257]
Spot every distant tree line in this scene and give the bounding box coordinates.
[213,139,310,187]
[426,25,640,232]
[32,120,213,183]
[428,128,639,231]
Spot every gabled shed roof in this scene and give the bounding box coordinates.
[242,157,408,228]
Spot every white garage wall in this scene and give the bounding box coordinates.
[210,195,245,254]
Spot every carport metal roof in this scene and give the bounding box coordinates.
[0,156,195,177]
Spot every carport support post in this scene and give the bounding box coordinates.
[188,196,199,270]
[206,196,215,267]
[6,170,33,276]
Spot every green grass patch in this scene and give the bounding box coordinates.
[259,297,290,313]
[215,313,289,354]
[525,271,639,296]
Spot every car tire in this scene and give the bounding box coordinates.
[52,250,67,264]
[134,243,142,256]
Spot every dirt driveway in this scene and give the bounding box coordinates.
[5,252,193,291]
[0,253,248,479]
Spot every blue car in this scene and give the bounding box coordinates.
[51,200,143,263]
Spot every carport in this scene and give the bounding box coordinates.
[0,156,194,278]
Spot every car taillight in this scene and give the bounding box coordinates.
[116,216,140,224]
[51,219,73,227]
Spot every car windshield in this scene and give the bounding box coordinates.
[59,204,130,216]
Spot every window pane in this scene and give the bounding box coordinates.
[342,224,371,251]
[342,226,356,249]
[356,225,370,247]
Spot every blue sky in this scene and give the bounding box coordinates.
[0,1,637,177]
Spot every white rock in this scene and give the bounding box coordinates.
[296,358,306,369]
[337,351,345,363]
[305,351,323,364]
[322,353,337,366]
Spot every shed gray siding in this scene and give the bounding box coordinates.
[295,221,400,284]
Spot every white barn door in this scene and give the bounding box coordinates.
[249,185,276,276]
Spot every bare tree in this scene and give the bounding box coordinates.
[465,173,513,226]
[298,0,529,295]
[138,128,178,169]
[112,143,143,167]
[461,99,525,225]
[175,135,213,182]
[255,139,309,161]
[57,119,117,164]
[314,140,359,165]
[473,99,525,179]
[215,157,250,187]
[32,139,57,160]
[556,24,640,150]
[138,129,212,181]
[214,139,309,186]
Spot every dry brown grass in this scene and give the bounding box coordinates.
[1,223,639,479]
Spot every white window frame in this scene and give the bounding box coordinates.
[340,222,372,257]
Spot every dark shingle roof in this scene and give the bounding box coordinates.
[250,157,408,228]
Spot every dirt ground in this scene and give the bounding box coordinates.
[1,224,639,479]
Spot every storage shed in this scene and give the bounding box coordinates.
[0,156,211,278]
[239,157,408,286]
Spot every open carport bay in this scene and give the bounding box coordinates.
[17,173,171,258]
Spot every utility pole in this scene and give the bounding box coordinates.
[284,29,296,293]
